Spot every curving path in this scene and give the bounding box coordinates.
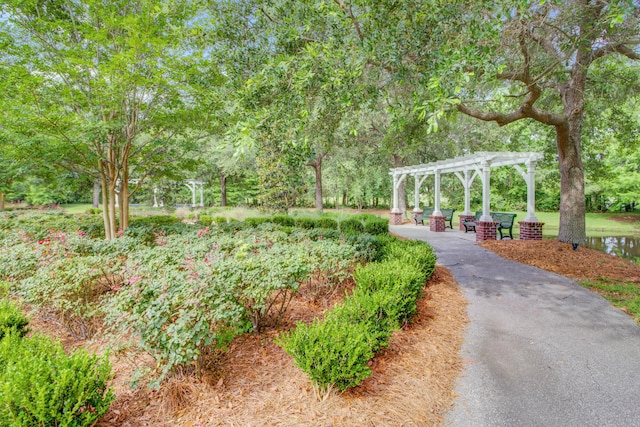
[390,224,640,427]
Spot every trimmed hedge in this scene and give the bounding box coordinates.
[339,218,364,234]
[0,333,114,427]
[271,215,295,227]
[317,218,338,230]
[294,217,318,229]
[278,236,437,395]
[0,300,29,340]
[363,217,389,235]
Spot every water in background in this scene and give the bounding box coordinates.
[585,236,639,262]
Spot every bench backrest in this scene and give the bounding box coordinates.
[422,207,434,217]
[441,208,454,220]
[491,212,517,227]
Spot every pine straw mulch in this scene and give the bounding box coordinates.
[80,265,467,427]
[479,239,640,284]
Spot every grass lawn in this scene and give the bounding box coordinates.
[581,279,640,324]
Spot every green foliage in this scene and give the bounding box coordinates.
[244,216,271,227]
[278,235,437,393]
[213,216,228,225]
[19,255,113,339]
[198,214,213,225]
[581,279,640,324]
[294,217,318,229]
[277,318,375,393]
[0,300,29,340]
[317,217,338,230]
[0,333,113,427]
[363,217,389,235]
[129,215,182,228]
[339,218,364,234]
[270,214,295,226]
[381,239,437,279]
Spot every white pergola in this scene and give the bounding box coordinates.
[390,152,543,222]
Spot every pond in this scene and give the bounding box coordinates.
[585,236,640,262]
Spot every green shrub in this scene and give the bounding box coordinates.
[317,217,338,230]
[129,215,181,228]
[270,215,295,226]
[382,239,437,279]
[277,318,376,393]
[219,221,246,233]
[213,216,228,225]
[363,217,389,235]
[345,233,384,262]
[350,213,378,223]
[353,259,426,321]
[198,214,213,225]
[294,217,318,229]
[327,288,399,351]
[244,217,271,227]
[0,333,114,427]
[19,255,111,339]
[0,300,29,339]
[339,218,364,234]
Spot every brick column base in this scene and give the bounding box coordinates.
[476,221,499,241]
[429,215,445,232]
[459,214,475,231]
[389,212,403,225]
[519,221,544,240]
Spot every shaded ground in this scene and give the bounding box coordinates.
[84,266,467,426]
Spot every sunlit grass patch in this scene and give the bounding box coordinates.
[581,279,640,324]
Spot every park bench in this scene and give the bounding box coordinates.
[415,207,454,228]
[463,211,517,239]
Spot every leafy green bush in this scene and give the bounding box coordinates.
[363,217,389,235]
[327,288,398,351]
[19,255,112,339]
[129,215,181,228]
[219,220,246,233]
[294,217,318,229]
[317,217,338,230]
[339,218,364,234]
[213,216,228,225]
[382,239,437,278]
[0,300,29,339]
[0,332,113,427]
[270,214,295,226]
[198,214,212,225]
[277,318,375,393]
[350,213,378,223]
[353,260,426,322]
[345,233,384,262]
[244,216,271,227]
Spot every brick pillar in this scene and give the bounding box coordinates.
[430,215,446,232]
[389,211,403,225]
[459,214,475,231]
[519,221,544,240]
[476,221,499,242]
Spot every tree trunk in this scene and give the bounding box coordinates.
[100,171,114,240]
[392,154,407,214]
[342,191,347,207]
[307,155,324,212]
[220,174,227,207]
[92,180,100,208]
[119,160,130,230]
[556,58,588,246]
[0,192,5,211]
[313,160,323,212]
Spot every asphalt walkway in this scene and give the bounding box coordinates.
[390,224,640,427]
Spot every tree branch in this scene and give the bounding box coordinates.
[592,42,640,62]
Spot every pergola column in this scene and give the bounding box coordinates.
[454,169,477,215]
[433,169,442,216]
[480,161,492,222]
[199,183,204,207]
[515,160,544,239]
[390,173,407,225]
